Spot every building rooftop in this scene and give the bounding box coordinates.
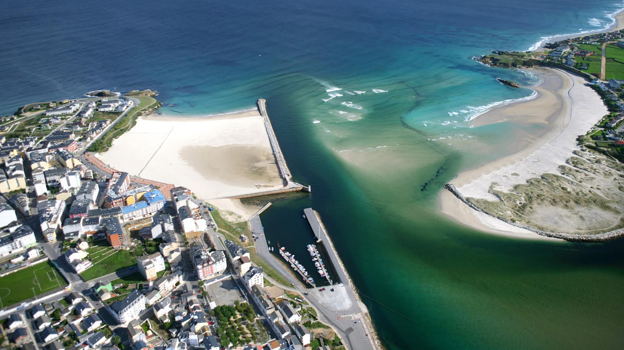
[111,290,144,314]
[101,217,122,236]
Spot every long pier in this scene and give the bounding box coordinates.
[257,99,292,185]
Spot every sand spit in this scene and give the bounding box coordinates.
[440,68,608,239]
[97,109,282,220]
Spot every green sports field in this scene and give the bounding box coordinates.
[0,261,67,308]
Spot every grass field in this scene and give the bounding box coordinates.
[80,246,137,281]
[0,261,67,308]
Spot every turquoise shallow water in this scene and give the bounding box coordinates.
[2,0,624,348]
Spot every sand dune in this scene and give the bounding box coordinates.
[439,68,607,239]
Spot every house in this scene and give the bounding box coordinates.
[145,289,161,305]
[154,274,179,296]
[225,240,250,262]
[38,199,66,242]
[34,315,52,331]
[30,304,46,319]
[86,332,106,348]
[7,313,23,330]
[109,290,146,325]
[43,168,69,188]
[204,335,220,350]
[277,300,301,324]
[66,291,83,305]
[191,245,227,280]
[154,297,172,321]
[74,301,93,316]
[243,266,263,289]
[33,172,48,196]
[128,320,146,343]
[0,203,17,228]
[275,321,290,339]
[121,189,166,222]
[0,224,37,257]
[251,285,274,314]
[40,326,59,343]
[9,327,28,345]
[81,314,103,332]
[294,324,311,346]
[59,171,81,191]
[102,217,123,248]
[47,340,65,350]
[76,181,99,205]
[62,217,84,241]
[137,252,166,281]
[64,248,92,273]
[142,214,173,239]
[12,193,30,217]
[69,199,92,219]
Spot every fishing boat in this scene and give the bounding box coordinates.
[280,247,316,287]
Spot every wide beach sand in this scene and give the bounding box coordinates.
[439,68,607,240]
[97,108,282,220]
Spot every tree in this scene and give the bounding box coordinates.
[112,335,122,346]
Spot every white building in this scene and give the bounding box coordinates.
[38,199,66,242]
[243,266,264,290]
[33,172,48,196]
[277,300,301,324]
[0,224,36,258]
[154,274,180,296]
[59,171,81,191]
[191,245,227,280]
[109,290,146,325]
[154,297,172,321]
[137,252,166,281]
[76,181,99,205]
[64,248,92,273]
[0,204,17,228]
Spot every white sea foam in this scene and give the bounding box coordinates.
[313,120,321,124]
[322,98,333,102]
[341,101,363,110]
[328,92,343,98]
[527,7,624,51]
[326,87,342,92]
[442,121,452,126]
[337,111,348,114]
[354,90,366,94]
[448,111,459,116]
[588,18,602,27]
[460,90,538,121]
[344,91,355,95]
[372,89,388,93]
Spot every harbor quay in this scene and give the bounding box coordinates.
[250,206,381,350]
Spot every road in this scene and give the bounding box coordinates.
[601,42,607,81]
[249,214,377,350]
[77,97,140,156]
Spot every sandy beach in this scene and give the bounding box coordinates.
[97,108,281,220]
[439,68,607,239]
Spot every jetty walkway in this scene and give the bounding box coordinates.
[257,98,292,185]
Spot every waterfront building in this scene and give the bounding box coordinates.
[121,189,166,222]
[277,300,301,324]
[102,217,123,248]
[243,266,264,289]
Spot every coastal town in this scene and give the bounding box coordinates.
[0,93,380,350]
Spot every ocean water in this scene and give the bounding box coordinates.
[2,0,624,349]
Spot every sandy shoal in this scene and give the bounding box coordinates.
[439,68,607,240]
[96,109,282,220]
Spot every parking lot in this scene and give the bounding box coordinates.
[203,277,244,306]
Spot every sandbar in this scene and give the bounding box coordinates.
[439,68,607,239]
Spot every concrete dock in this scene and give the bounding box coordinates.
[257,98,292,185]
[251,207,381,350]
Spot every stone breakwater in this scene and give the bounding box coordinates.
[444,184,624,242]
